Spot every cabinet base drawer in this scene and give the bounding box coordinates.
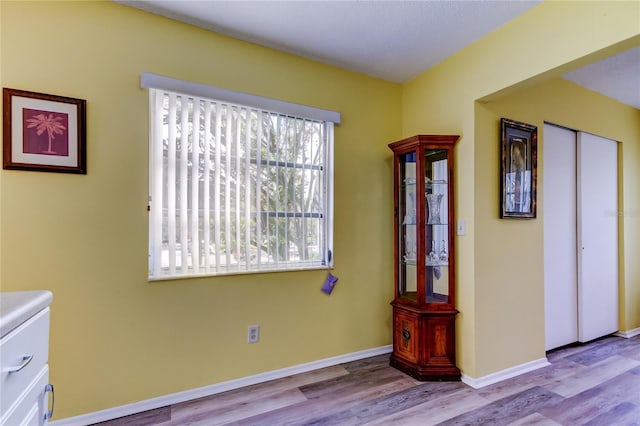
[0,308,50,416]
[1,365,48,426]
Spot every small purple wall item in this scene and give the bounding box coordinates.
[321,273,339,295]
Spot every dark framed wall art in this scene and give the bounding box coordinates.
[500,118,537,218]
[3,88,86,174]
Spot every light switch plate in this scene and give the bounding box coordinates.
[456,220,465,236]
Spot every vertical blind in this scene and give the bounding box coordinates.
[148,88,335,279]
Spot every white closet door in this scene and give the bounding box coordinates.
[577,132,619,342]
[544,124,578,350]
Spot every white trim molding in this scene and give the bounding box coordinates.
[141,72,341,124]
[461,357,551,389]
[49,345,392,426]
[615,328,640,338]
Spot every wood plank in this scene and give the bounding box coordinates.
[302,381,466,425]
[233,375,417,426]
[543,355,640,398]
[506,412,562,426]
[565,336,640,366]
[169,388,307,425]
[363,387,488,426]
[582,401,640,426]
[435,386,565,426]
[475,358,587,403]
[539,372,640,424]
[92,407,171,426]
[170,364,348,416]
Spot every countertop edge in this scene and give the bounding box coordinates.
[0,291,53,339]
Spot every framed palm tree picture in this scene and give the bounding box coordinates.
[3,88,86,174]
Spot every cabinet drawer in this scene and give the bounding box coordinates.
[0,308,50,416]
[1,366,48,426]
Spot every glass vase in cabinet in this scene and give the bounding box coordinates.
[388,134,460,381]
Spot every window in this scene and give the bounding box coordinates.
[143,73,340,280]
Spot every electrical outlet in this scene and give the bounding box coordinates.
[248,325,260,343]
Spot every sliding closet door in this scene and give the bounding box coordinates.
[544,124,578,350]
[577,132,619,342]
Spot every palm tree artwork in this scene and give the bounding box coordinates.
[24,109,68,155]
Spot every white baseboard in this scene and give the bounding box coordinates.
[615,328,640,338]
[49,345,393,426]
[461,357,550,389]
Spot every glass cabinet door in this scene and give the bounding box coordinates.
[398,152,417,302]
[424,149,449,304]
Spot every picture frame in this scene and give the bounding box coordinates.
[500,118,537,218]
[3,88,86,174]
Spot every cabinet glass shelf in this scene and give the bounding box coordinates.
[402,258,449,266]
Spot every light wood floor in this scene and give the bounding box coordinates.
[94,334,640,426]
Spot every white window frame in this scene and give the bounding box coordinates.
[142,73,340,280]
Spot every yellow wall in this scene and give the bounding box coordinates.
[403,0,640,377]
[2,0,640,420]
[0,1,401,418]
[475,78,640,375]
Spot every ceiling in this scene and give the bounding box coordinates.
[119,0,639,109]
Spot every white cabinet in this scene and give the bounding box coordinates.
[0,292,53,425]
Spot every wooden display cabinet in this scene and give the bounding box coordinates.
[388,135,460,381]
